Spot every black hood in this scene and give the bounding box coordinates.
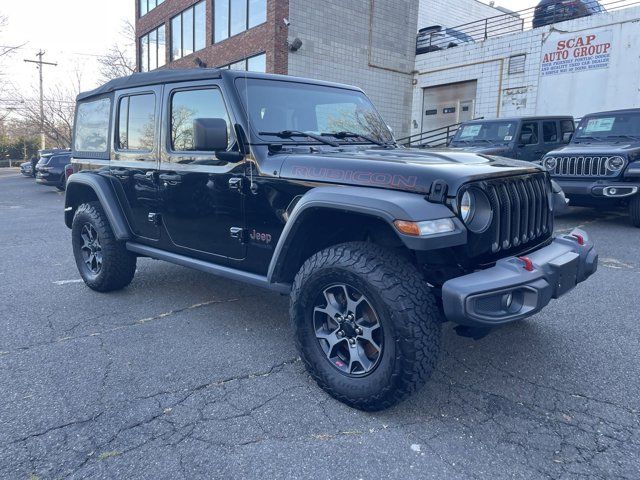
[278,147,543,195]
[443,145,512,156]
[549,142,640,157]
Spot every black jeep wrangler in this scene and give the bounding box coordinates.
[542,109,640,226]
[65,69,598,410]
[449,116,575,162]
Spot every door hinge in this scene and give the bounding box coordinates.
[230,227,247,243]
[148,212,162,225]
[228,177,244,192]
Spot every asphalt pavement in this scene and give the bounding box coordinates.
[0,168,639,479]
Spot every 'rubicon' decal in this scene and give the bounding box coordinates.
[291,166,421,190]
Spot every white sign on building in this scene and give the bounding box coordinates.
[540,31,612,76]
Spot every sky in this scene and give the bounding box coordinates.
[0,0,134,104]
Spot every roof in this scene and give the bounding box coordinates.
[582,108,640,116]
[463,116,574,123]
[77,69,362,102]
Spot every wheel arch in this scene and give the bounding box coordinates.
[65,172,132,241]
[267,186,465,285]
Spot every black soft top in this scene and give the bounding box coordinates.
[76,69,362,102]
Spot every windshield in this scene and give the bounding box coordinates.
[574,112,640,140]
[235,78,394,144]
[451,122,517,144]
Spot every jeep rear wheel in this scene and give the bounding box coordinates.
[72,202,137,292]
[630,195,640,227]
[290,242,442,411]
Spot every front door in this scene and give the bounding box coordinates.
[159,82,245,260]
[111,87,162,241]
[516,121,543,162]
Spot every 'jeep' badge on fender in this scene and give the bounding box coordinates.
[250,229,272,246]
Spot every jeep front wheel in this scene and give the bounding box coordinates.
[290,242,442,411]
[72,202,137,292]
[630,195,640,227]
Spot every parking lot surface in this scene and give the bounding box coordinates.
[1,169,639,479]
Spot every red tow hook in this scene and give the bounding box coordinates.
[571,233,585,246]
[518,256,535,272]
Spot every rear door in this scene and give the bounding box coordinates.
[541,120,563,159]
[158,81,246,260]
[111,86,162,242]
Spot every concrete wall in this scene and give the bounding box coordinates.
[411,6,640,135]
[287,0,418,138]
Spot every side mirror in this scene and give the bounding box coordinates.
[193,118,228,152]
[520,133,534,145]
[563,132,573,143]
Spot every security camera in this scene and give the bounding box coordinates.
[283,18,290,27]
[288,37,303,52]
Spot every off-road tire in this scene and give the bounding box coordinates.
[290,242,442,411]
[72,201,137,292]
[630,195,640,228]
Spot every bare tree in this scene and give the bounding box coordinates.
[0,15,26,58]
[14,82,77,148]
[97,20,137,82]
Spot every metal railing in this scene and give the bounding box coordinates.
[397,123,462,148]
[416,0,640,54]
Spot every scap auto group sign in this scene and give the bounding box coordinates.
[541,31,612,76]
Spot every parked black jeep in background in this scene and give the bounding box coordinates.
[542,109,640,226]
[36,151,73,190]
[449,116,575,162]
[65,70,597,410]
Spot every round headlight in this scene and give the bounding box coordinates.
[544,157,557,171]
[459,189,493,233]
[606,156,625,171]
[460,191,474,223]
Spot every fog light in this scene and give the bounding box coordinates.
[502,292,513,310]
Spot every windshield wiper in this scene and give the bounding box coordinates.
[321,131,391,147]
[258,130,339,147]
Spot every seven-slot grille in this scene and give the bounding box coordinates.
[548,156,620,178]
[483,173,552,254]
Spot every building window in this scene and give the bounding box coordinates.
[140,0,165,17]
[171,1,206,61]
[220,53,266,72]
[214,0,266,43]
[117,94,156,151]
[140,25,166,72]
[508,54,526,75]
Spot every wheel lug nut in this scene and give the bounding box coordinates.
[355,328,362,335]
[349,338,356,345]
[337,331,344,337]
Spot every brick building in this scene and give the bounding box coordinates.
[135,0,421,136]
[135,0,507,137]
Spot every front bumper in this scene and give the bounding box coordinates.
[554,178,639,200]
[442,228,597,326]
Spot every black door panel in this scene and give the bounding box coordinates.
[110,87,162,241]
[159,82,245,260]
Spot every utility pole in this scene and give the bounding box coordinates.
[24,50,57,150]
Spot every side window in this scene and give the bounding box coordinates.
[117,93,156,151]
[560,120,574,135]
[170,88,233,152]
[542,121,558,143]
[74,98,111,153]
[520,122,539,144]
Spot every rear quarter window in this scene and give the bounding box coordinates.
[74,97,112,155]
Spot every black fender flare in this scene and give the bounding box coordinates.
[266,186,466,284]
[64,172,132,241]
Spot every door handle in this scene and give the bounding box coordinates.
[159,173,181,186]
[111,168,131,177]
